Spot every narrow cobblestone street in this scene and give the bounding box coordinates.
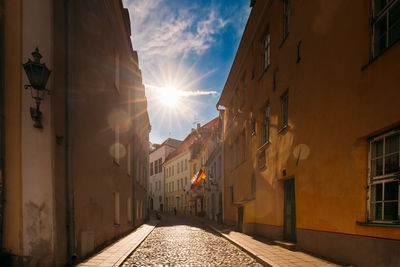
[122,215,262,266]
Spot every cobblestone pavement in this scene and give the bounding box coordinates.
[122,215,262,266]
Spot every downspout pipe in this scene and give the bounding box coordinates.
[65,0,76,261]
[0,0,5,251]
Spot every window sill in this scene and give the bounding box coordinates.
[361,40,400,71]
[258,141,270,152]
[258,65,270,82]
[278,125,289,135]
[356,221,400,227]
[279,33,290,49]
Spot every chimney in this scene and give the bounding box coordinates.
[250,0,256,7]
[197,123,201,130]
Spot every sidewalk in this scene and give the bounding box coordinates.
[77,220,157,267]
[200,218,342,267]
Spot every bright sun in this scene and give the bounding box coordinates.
[160,86,181,107]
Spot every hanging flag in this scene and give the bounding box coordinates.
[195,169,206,183]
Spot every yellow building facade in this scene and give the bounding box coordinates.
[217,0,400,266]
[164,134,195,215]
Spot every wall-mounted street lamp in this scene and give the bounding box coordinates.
[23,47,51,128]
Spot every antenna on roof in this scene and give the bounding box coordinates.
[192,115,199,128]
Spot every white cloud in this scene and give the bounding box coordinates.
[124,0,229,68]
[144,84,218,97]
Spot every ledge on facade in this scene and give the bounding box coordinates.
[258,141,270,152]
[278,125,289,135]
[356,221,400,228]
[279,33,290,49]
[233,197,255,206]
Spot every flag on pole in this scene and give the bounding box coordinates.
[195,169,206,183]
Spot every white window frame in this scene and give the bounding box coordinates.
[261,104,270,146]
[371,0,400,58]
[367,128,400,223]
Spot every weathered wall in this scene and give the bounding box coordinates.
[70,0,137,258]
[21,0,55,265]
[3,0,24,258]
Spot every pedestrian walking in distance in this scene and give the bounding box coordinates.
[174,207,177,216]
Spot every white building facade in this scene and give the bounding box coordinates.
[149,139,180,211]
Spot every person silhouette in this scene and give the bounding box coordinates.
[174,207,177,216]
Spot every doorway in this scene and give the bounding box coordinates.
[237,206,244,232]
[283,178,296,242]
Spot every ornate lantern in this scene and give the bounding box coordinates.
[23,47,51,128]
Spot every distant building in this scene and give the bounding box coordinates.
[217,0,400,266]
[149,138,181,212]
[164,135,195,215]
[187,118,219,217]
[1,0,149,266]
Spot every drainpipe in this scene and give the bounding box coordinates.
[0,0,4,250]
[65,0,76,261]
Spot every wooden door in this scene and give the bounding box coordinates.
[284,178,296,242]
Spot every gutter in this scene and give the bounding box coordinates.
[65,0,76,261]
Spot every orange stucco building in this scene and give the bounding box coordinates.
[217,0,400,266]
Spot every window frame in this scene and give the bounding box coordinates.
[260,103,270,146]
[283,0,290,40]
[262,30,271,71]
[367,128,400,223]
[281,90,289,130]
[371,0,400,58]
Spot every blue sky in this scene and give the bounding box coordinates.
[123,0,251,144]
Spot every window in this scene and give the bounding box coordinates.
[181,160,183,172]
[193,163,197,174]
[181,178,183,189]
[263,31,271,70]
[150,162,153,176]
[172,165,174,175]
[185,177,188,186]
[368,129,400,222]
[281,91,288,129]
[158,158,162,173]
[185,159,188,170]
[177,162,180,173]
[283,0,290,39]
[172,181,175,192]
[114,192,120,225]
[261,104,270,145]
[155,160,159,174]
[177,180,180,190]
[230,186,234,204]
[372,0,400,57]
